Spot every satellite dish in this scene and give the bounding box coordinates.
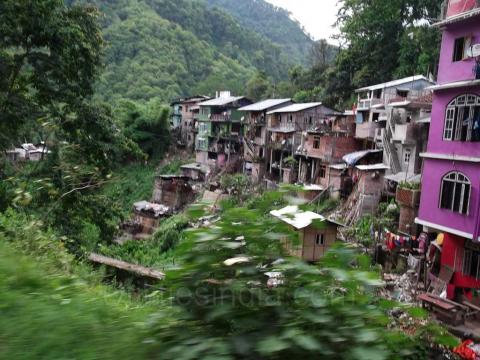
[467,44,480,58]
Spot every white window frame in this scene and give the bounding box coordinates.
[443,94,480,141]
[439,171,471,215]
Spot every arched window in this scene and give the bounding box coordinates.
[444,94,480,142]
[439,171,471,215]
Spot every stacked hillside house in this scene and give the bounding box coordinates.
[196,91,252,170]
[170,96,210,150]
[170,100,183,130]
[296,110,361,198]
[355,75,435,150]
[382,94,433,186]
[416,0,480,300]
[266,103,340,184]
[238,99,293,183]
[336,76,435,224]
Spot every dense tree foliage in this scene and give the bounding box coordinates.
[273,0,442,109]
[0,0,144,252]
[65,0,308,105]
[204,0,314,65]
[0,0,103,151]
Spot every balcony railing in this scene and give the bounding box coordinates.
[268,124,296,133]
[357,98,383,111]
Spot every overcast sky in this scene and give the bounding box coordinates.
[265,0,340,44]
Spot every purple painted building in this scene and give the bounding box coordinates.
[416,0,480,294]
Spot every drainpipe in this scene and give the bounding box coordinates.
[474,182,480,243]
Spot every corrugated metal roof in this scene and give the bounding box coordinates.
[355,75,434,93]
[267,102,323,114]
[342,149,383,166]
[270,206,325,230]
[329,163,347,170]
[238,99,291,112]
[200,96,245,107]
[270,205,342,230]
[385,172,421,184]
[356,163,390,171]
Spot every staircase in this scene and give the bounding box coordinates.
[338,180,362,226]
[383,113,402,174]
[242,138,255,159]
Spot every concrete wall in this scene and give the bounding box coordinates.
[304,135,360,162]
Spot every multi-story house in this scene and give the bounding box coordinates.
[296,111,361,197]
[170,100,183,129]
[196,91,252,169]
[239,99,293,183]
[416,0,480,298]
[266,103,339,183]
[170,96,210,150]
[355,75,435,147]
[381,94,433,180]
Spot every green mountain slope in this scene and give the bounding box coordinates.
[70,0,301,104]
[203,0,314,65]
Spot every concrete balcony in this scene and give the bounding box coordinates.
[355,121,380,139]
[357,98,383,111]
[392,123,416,144]
[268,124,296,133]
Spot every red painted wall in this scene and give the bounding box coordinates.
[441,233,480,289]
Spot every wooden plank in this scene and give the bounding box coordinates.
[88,253,165,280]
[418,293,456,311]
[463,301,480,313]
[428,294,469,310]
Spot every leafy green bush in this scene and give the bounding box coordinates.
[147,204,443,359]
[399,181,420,190]
[100,214,189,268]
[0,241,157,359]
[220,174,251,204]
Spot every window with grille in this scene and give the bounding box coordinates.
[443,94,480,142]
[313,136,321,149]
[439,171,471,215]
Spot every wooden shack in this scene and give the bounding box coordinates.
[270,206,343,262]
[152,175,195,210]
[181,163,209,182]
[132,201,171,235]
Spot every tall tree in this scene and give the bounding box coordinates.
[321,0,442,108]
[0,0,103,151]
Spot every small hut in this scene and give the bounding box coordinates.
[270,206,343,262]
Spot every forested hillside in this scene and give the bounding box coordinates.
[68,0,309,104]
[203,0,314,65]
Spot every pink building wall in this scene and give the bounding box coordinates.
[418,159,480,238]
[418,12,480,240]
[437,16,479,85]
[426,87,480,156]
